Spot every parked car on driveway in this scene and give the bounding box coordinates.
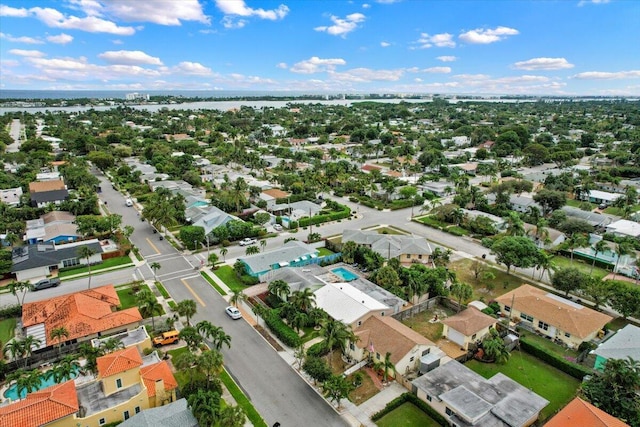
[225,306,242,319]
[238,238,257,246]
[273,224,283,231]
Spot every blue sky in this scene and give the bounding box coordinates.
[0,0,638,95]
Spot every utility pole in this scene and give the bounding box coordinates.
[309,208,312,239]
[206,234,210,258]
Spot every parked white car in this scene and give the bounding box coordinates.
[238,238,257,246]
[225,306,242,319]
[273,224,283,231]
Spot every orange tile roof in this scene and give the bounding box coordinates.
[140,361,179,397]
[262,188,289,199]
[28,180,65,193]
[354,315,435,365]
[22,285,142,346]
[97,346,143,377]
[0,380,78,427]
[495,285,612,339]
[545,397,629,427]
[362,164,382,172]
[442,307,497,336]
[385,170,403,178]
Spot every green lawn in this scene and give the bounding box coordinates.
[466,350,579,421]
[0,318,16,346]
[519,331,579,359]
[201,271,228,296]
[59,256,133,278]
[551,256,610,280]
[213,266,246,292]
[220,368,267,427]
[116,284,156,313]
[316,247,335,257]
[376,402,442,427]
[449,258,533,302]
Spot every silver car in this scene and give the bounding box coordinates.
[225,306,242,319]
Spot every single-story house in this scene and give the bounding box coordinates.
[561,206,612,228]
[348,314,445,379]
[461,209,506,231]
[239,240,319,278]
[523,223,565,249]
[259,188,290,209]
[188,205,239,235]
[314,282,390,328]
[28,179,69,208]
[591,324,640,371]
[495,285,612,349]
[605,219,640,239]
[419,181,456,197]
[0,186,23,206]
[271,200,323,222]
[342,229,433,266]
[581,189,623,206]
[441,307,498,351]
[486,193,542,214]
[21,285,143,351]
[412,360,549,427]
[25,211,80,244]
[10,239,103,281]
[544,397,630,427]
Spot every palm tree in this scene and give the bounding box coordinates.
[188,389,221,427]
[341,241,358,264]
[537,251,555,281]
[612,241,633,280]
[20,336,42,368]
[177,299,197,326]
[377,352,396,383]
[268,279,290,301]
[259,239,266,252]
[16,369,41,398]
[564,233,588,264]
[449,282,473,312]
[8,280,31,306]
[78,343,105,376]
[320,318,356,368]
[504,212,525,237]
[591,240,609,274]
[291,311,308,333]
[48,355,80,382]
[289,288,316,313]
[77,245,97,289]
[229,177,248,214]
[218,405,246,427]
[49,326,69,357]
[99,337,124,353]
[4,339,25,363]
[219,247,228,262]
[245,245,260,255]
[138,295,163,332]
[197,350,224,386]
[229,289,246,307]
[173,352,198,383]
[150,262,161,280]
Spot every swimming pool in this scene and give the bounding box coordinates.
[332,267,358,282]
[3,368,79,401]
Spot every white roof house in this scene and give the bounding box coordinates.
[605,219,640,238]
[314,282,390,327]
[592,324,640,371]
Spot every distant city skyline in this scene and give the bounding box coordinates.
[0,0,638,95]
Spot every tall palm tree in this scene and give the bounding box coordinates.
[49,326,69,357]
[591,240,609,274]
[219,247,228,262]
[218,406,246,427]
[449,282,473,312]
[612,241,635,280]
[138,295,163,332]
[268,280,290,301]
[187,389,221,426]
[291,311,309,333]
[4,339,25,363]
[20,336,42,368]
[48,355,80,383]
[566,233,588,264]
[177,299,197,326]
[15,369,42,398]
[260,239,266,252]
[229,177,248,214]
[150,262,161,280]
[289,288,316,313]
[229,289,246,307]
[320,318,356,368]
[245,245,260,255]
[504,212,525,237]
[77,245,97,289]
[197,350,224,386]
[8,280,31,306]
[377,352,396,383]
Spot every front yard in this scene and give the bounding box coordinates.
[59,256,133,278]
[466,350,580,421]
[375,402,442,427]
[213,265,247,292]
[448,258,531,302]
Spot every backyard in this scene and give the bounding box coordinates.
[375,402,442,427]
[400,306,456,342]
[466,350,580,421]
[0,317,16,347]
[448,258,532,302]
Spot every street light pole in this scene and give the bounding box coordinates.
[206,235,210,258]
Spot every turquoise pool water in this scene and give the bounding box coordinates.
[4,368,79,401]
[332,267,358,282]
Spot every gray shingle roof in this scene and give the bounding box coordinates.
[11,240,103,272]
[239,240,317,274]
[118,398,198,427]
[592,324,640,362]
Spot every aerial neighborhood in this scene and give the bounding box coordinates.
[0,95,639,427]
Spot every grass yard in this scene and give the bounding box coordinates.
[59,256,133,278]
[607,317,629,331]
[400,307,455,341]
[376,402,442,427]
[466,350,579,421]
[347,371,379,405]
[519,331,579,359]
[214,266,247,292]
[448,258,532,302]
[317,247,335,257]
[375,226,407,235]
[0,317,16,346]
[116,284,152,310]
[551,256,610,281]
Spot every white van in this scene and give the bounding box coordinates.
[125,198,133,207]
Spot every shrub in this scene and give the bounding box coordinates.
[0,304,21,319]
[240,275,259,286]
[306,341,329,358]
[263,310,302,347]
[519,336,592,380]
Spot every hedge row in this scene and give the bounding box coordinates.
[263,309,302,348]
[298,206,351,227]
[306,340,329,358]
[371,392,448,425]
[0,304,21,319]
[519,336,592,380]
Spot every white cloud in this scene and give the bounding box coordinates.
[415,33,455,48]
[423,67,452,73]
[380,41,391,47]
[1,59,20,67]
[375,0,403,3]
[98,50,163,66]
[47,33,73,44]
[103,0,210,25]
[436,55,457,62]
[315,13,365,37]
[362,4,371,9]
[215,0,288,28]
[8,49,46,58]
[276,62,288,69]
[573,70,640,79]
[459,26,519,44]
[171,62,214,76]
[329,67,404,82]
[513,57,574,70]
[0,5,29,17]
[0,32,43,44]
[578,0,610,6]
[290,57,346,74]
[29,6,136,35]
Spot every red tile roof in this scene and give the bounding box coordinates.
[0,380,78,427]
[22,285,142,346]
[442,307,497,336]
[97,346,143,378]
[545,397,629,427]
[140,361,179,397]
[262,188,289,199]
[28,180,65,193]
[362,164,382,172]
